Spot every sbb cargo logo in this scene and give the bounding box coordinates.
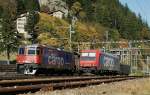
[103,57,115,68]
[48,54,64,65]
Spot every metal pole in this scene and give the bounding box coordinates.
[127,48,129,65]
[106,31,108,42]
[105,31,108,50]
[69,25,72,51]
[69,16,76,51]
[136,49,138,72]
[148,56,149,74]
[129,41,132,74]
[147,56,149,74]
[78,42,80,53]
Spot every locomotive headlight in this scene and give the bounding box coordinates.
[24,60,30,63]
[32,60,34,63]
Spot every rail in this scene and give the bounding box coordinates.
[0,76,146,95]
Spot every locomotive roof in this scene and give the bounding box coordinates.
[19,44,73,53]
[19,44,54,48]
[26,44,42,47]
[81,49,102,52]
[81,49,119,58]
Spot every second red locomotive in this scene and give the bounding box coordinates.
[80,50,120,74]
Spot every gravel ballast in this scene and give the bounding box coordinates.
[21,78,150,95]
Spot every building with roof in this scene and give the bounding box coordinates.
[16,13,28,38]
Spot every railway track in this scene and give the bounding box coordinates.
[0,64,16,72]
[0,64,38,80]
[0,76,146,95]
[0,72,35,80]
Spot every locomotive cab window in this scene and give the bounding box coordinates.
[36,47,40,55]
[80,52,96,61]
[27,47,41,55]
[18,48,25,55]
[28,49,36,55]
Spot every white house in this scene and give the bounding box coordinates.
[51,10,65,19]
[16,13,28,38]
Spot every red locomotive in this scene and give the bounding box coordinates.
[80,50,121,74]
[16,44,76,74]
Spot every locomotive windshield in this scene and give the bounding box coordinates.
[80,52,96,61]
[28,50,36,55]
[27,47,40,55]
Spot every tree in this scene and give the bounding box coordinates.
[25,11,39,43]
[16,0,26,15]
[80,0,94,21]
[0,6,2,18]
[63,0,76,9]
[40,5,50,14]
[0,0,20,64]
[24,0,40,11]
[140,27,150,40]
[24,0,40,44]
[71,2,83,18]
[109,29,120,41]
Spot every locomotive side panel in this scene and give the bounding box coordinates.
[99,53,120,72]
[41,48,75,71]
[17,45,76,75]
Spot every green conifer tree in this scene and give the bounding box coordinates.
[24,0,40,44]
[0,1,19,64]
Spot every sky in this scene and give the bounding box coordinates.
[119,0,150,26]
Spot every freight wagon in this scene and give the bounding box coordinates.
[120,64,130,75]
[16,44,76,75]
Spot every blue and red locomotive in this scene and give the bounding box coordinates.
[16,44,130,75]
[16,44,76,74]
[80,50,120,74]
[80,49,130,75]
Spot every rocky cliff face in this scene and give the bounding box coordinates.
[38,0,68,17]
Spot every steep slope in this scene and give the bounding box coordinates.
[36,13,107,50]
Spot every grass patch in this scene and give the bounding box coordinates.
[0,52,17,61]
[129,70,145,76]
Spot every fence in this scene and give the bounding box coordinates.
[110,48,150,74]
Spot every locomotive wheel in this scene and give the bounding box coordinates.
[24,67,37,75]
[17,64,24,74]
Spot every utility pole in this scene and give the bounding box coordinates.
[69,25,75,51]
[128,41,133,74]
[147,56,149,74]
[69,25,72,51]
[69,16,76,51]
[106,31,108,42]
[105,31,109,51]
